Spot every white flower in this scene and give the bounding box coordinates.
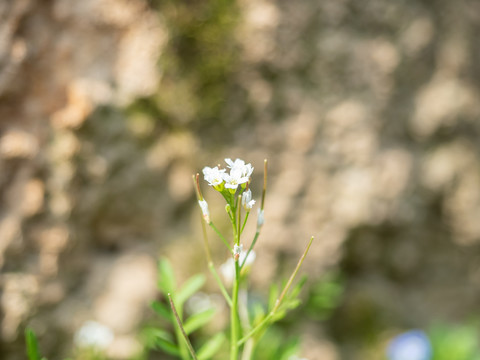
[202,166,225,187]
[242,163,254,178]
[225,158,254,178]
[223,167,250,190]
[74,321,114,350]
[198,199,210,223]
[257,208,264,228]
[225,158,245,170]
[242,189,256,210]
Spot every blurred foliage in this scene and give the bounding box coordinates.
[143,258,224,360]
[305,272,344,322]
[252,327,300,360]
[430,323,480,360]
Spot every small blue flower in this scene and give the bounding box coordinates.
[387,330,432,360]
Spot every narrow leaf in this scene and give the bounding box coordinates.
[288,275,307,300]
[176,274,206,307]
[252,302,266,326]
[197,333,226,360]
[153,337,181,357]
[151,301,172,321]
[183,308,216,335]
[268,283,279,311]
[150,328,174,342]
[158,259,176,294]
[25,328,41,360]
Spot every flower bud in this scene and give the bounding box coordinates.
[257,208,264,228]
[198,200,210,224]
[242,189,256,210]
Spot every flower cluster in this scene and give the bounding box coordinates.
[203,158,254,194]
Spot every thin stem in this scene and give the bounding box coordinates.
[237,195,242,245]
[237,313,273,346]
[200,212,213,264]
[240,211,250,234]
[241,338,255,360]
[230,260,241,360]
[240,230,259,269]
[200,214,232,306]
[273,236,314,313]
[240,159,267,268]
[238,236,315,346]
[261,159,267,210]
[208,261,232,307]
[168,293,198,360]
[239,290,254,360]
[193,174,203,201]
[209,222,233,252]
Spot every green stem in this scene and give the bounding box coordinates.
[240,211,250,234]
[237,313,273,346]
[199,211,232,307]
[237,236,315,346]
[240,230,260,269]
[241,338,255,360]
[236,195,241,245]
[168,294,198,360]
[209,222,233,252]
[273,236,314,313]
[230,260,240,360]
[208,262,232,307]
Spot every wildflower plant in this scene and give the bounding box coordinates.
[150,158,314,360]
[24,158,314,360]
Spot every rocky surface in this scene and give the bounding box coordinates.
[1,0,480,359]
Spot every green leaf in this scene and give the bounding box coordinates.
[252,302,266,326]
[153,337,181,357]
[158,259,176,294]
[176,274,206,307]
[283,298,301,311]
[144,328,179,356]
[183,308,216,335]
[197,333,226,360]
[149,328,174,342]
[268,283,279,311]
[288,275,307,300]
[25,328,41,360]
[278,336,301,360]
[151,300,172,321]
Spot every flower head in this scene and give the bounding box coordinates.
[225,158,254,178]
[225,158,245,170]
[242,189,256,210]
[202,166,225,189]
[223,167,250,191]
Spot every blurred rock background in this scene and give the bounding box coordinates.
[1,0,480,359]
